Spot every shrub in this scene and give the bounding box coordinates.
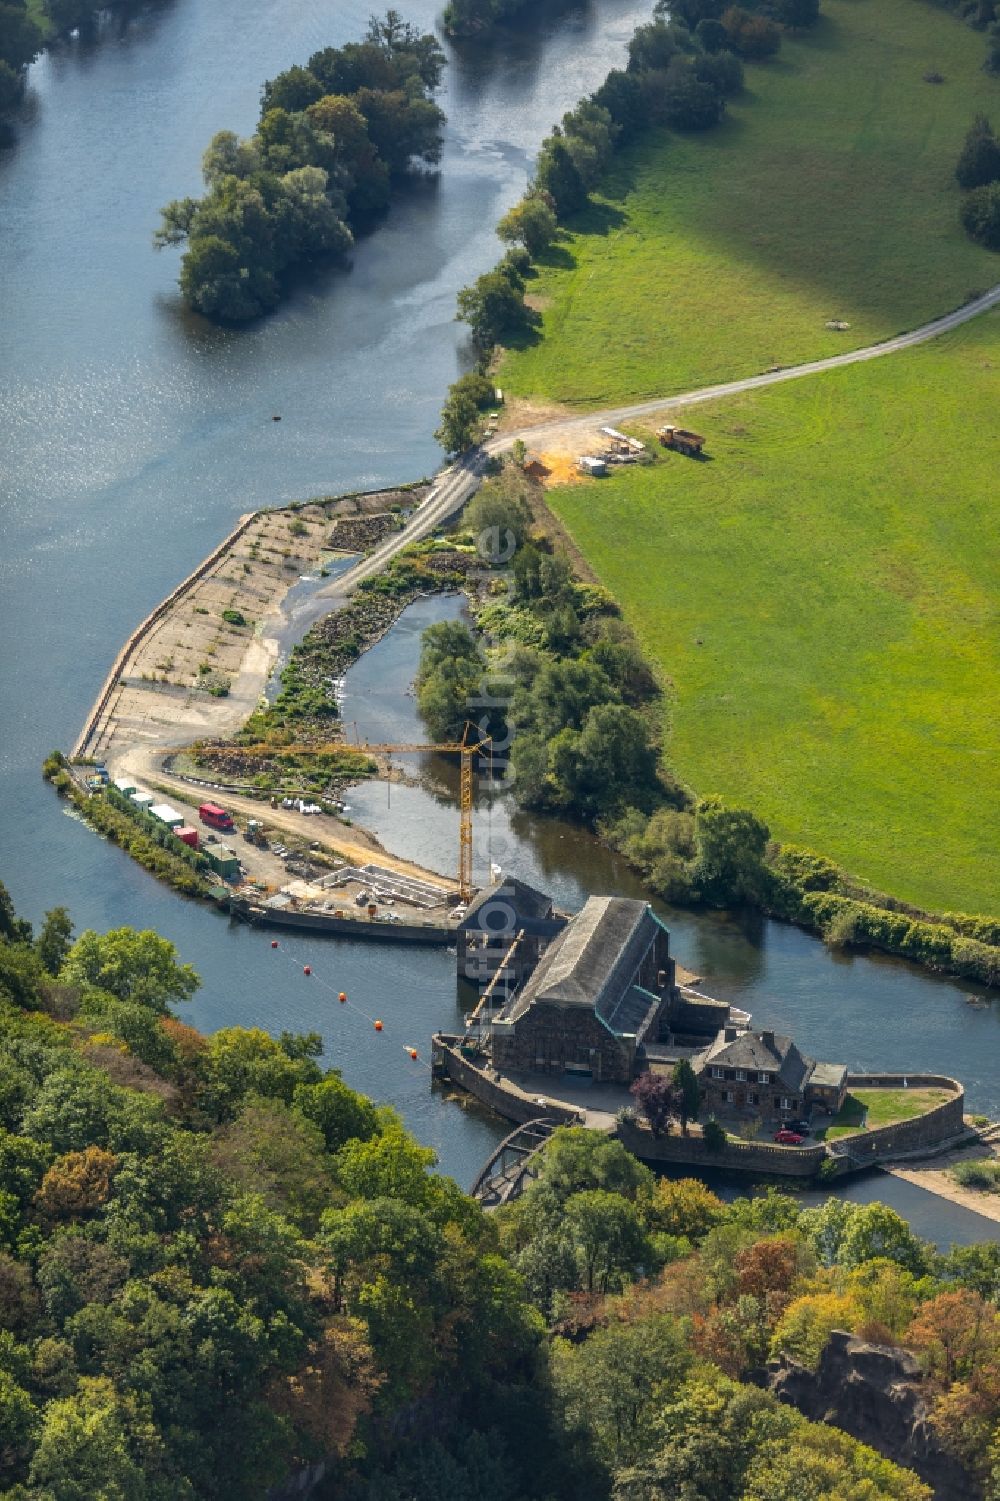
[961,180,1000,247]
[956,115,1000,189]
[222,609,246,627]
[952,1158,1000,1191]
[722,6,781,57]
[702,1118,727,1152]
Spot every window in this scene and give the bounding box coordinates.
[725,1091,735,1104]
[758,1071,770,1083]
[736,1069,747,1082]
[712,1067,724,1080]
[746,1091,757,1106]
[781,1097,793,1111]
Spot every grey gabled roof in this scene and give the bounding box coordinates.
[460,877,554,935]
[699,1029,814,1094]
[504,896,667,1037]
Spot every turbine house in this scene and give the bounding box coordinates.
[490,896,674,1083]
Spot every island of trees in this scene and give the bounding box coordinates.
[2,877,1000,1498]
[155,12,445,322]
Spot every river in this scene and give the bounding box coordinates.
[1,0,998,1241]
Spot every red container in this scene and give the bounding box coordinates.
[176,826,199,849]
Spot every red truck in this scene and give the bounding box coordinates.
[199,801,235,833]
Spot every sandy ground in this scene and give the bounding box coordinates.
[87,491,422,764]
[887,1135,1000,1224]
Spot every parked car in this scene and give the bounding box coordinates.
[787,1119,812,1135]
[773,1128,806,1146]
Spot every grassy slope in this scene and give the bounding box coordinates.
[502,0,1000,406]
[546,310,1000,916]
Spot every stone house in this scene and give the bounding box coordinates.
[695,1026,847,1125]
[489,896,674,1084]
[457,877,565,993]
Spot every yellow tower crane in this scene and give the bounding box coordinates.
[349,723,492,903]
[214,724,491,902]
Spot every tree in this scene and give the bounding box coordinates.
[693,798,770,904]
[564,1188,652,1293]
[0,1367,38,1485]
[702,1118,726,1151]
[962,180,1000,249]
[435,371,496,455]
[672,1058,701,1131]
[26,1375,169,1501]
[695,17,729,52]
[631,1071,677,1137]
[839,1203,929,1275]
[260,64,325,116]
[553,1315,691,1464]
[592,69,646,138]
[0,880,31,944]
[535,135,588,218]
[538,1126,653,1203]
[456,268,532,352]
[497,193,558,257]
[61,927,199,1013]
[956,115,1000,190]
[655,58,726,131]
[33,1145,117,1224]
[36,907,73,976]
[647,1177,725,1239]
[0,2,42,73]
[722,7,781,58]
[293,1074,379,1152]
[200,1027,319,1120]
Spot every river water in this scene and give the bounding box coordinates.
[1,0,998,1240]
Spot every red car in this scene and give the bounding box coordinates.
[773,1128,806,1146]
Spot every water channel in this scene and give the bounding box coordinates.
[1,0,998,1240]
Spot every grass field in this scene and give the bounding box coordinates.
[819,1087,953,1139]
[545,311,1000,916]
[501,0,1000,406]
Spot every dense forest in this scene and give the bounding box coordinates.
[1,879,999,1496]
[155,12,445,322]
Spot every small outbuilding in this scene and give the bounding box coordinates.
[148,803,184,829]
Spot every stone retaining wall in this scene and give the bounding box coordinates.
[831,1073,965,1164]
[432,1036,583,1128]
[617,1122,827,1176]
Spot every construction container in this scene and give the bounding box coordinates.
[149,803,184,828]
[201,842,241,879]
[131,791,155,811]
[113,777,137,797]
[578,455,607,477]
[176,826,199,849]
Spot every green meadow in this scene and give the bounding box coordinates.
[502,0,1000,406]
[546,312,1000,916]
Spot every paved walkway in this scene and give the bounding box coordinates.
[503,1070,633,1130]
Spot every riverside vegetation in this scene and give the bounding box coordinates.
[413,463,1000,988]
[2,880,999,1500]
[155,12,445,322]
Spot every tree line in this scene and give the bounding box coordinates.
[155,11,446,323]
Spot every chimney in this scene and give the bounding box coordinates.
[761,1029,776,1051]
[724,1026,737,1042]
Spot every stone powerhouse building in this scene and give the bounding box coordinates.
[490,896,674,1083]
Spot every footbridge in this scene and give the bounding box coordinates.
[470,1117,559,1209]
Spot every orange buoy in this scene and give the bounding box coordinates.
[271,940,278,949]
[374,1019,383,1032]
[338,991,347,1004]
[409,1049,418,1060]
[303,965,311,976]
